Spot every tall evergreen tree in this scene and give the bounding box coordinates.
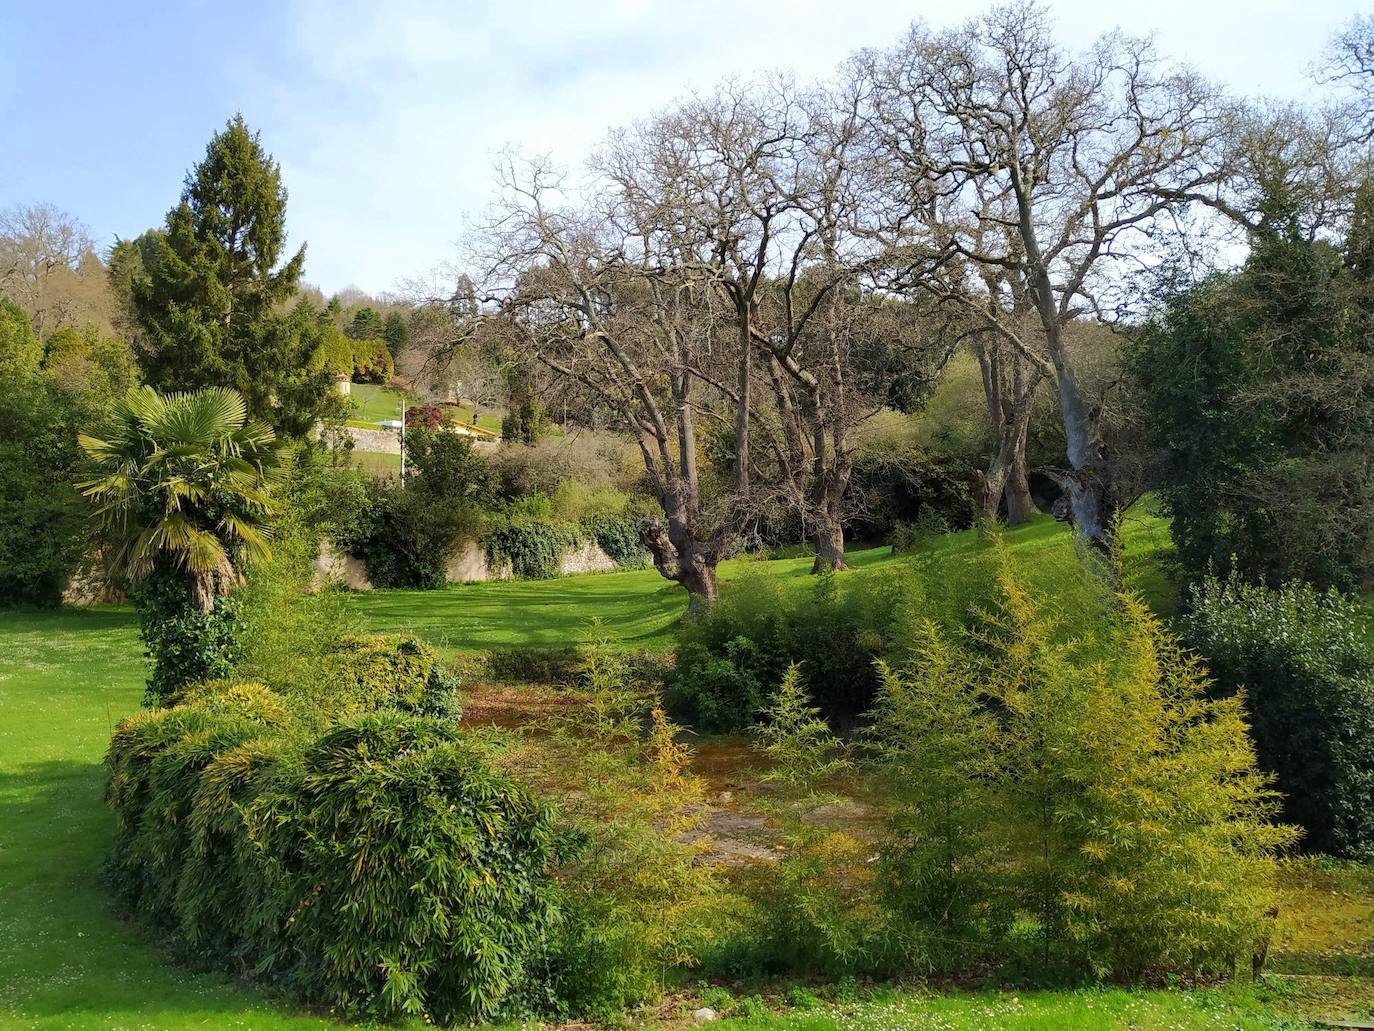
[383,310,409,357]
[127,115,334,436]
[346,306,384,341]
[1130,184,1374,589]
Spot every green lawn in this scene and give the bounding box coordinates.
[0,608,337,1030]
[349,544,899,657]
[347,383,504,434]
[711,986,1286,1029]
[347,448,401,476]
[347,382,406,424]
[347,511,1177,659]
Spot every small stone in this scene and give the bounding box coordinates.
[692,1007,718,1024]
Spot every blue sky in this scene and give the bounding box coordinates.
[1,0,1366,295]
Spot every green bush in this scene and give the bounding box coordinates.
[670,639,767,734]
[1181,575,1374,859]
[338,432,493,589]
[132,566,243,705]
[520,632,722,1018]
[581,513,647,567]
[247,711,561,1023]
[0,368,89,606]
[341,478,481,588]
[671,566,923,730]
[105,687,560,1024]
[745,668,881,975]
[313,632,462,719]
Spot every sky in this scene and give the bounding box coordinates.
[1,0,1367,296]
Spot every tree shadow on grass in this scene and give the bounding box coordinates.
[0,758,332,1030]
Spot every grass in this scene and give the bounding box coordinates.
[709,986,1289,1029]
[348,510,1176,660]
[347,382,406,423]
[347,449,401,476]
[350,544,898,659]
[347,383,504,434]
[0,608,336,1030]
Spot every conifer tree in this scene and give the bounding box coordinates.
[127,115,334,436]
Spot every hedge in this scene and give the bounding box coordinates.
[103,636,564,1023]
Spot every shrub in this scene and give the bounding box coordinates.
[672,566,923,730]
[744,667,881,975]
[670,639,768,734]
[485,647,581,685]
[1181,575,1374,859]
[105,688,560,1024]
[503,630,723,1017]
[317,633,462,718]
[247,711,561,1023]
[581,513,648,567]
[341,478,482,588]
[483,519,581,580]
[871,546,1296,981]
[132,566,243,705]
[0,369,88,605]
[338,432,494,589]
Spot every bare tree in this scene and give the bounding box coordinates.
[1326,14,1374,142]
[867,2,1237,549]
[476,151,767,606]
[0,203,114,337]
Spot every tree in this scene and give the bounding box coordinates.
[867,3,1236,551]
[1130,183,1374,589]
[383,310,409,357]
[347,306,385,341]
[79,386,282,700]
[42,324,138,406]
[479,147,768,606]
[500,361,549,444]
[126,115,333,437]
[1326,14,1374,142]
[0,297,42,375]
[0,203,115,338]
[0,363,87,606]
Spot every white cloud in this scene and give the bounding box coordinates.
[236,0,1361,295]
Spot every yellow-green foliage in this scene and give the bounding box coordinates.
[510,627,723,1017]
[748,666,882,974]
[871,543,1296,981]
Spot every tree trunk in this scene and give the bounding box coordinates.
[1004,425,1038,526]
[679,558,719,613]
[812,511,848,573]
[1055,363,1111,548]
[640,514,721,610]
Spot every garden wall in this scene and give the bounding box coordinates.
[316,537,618,590]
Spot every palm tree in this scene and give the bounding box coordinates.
[78,385,282,611]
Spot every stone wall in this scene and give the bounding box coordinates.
[346,425,400,454]
[314,540,374,590]
[316,537,619,589]
[558,540,619,576]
